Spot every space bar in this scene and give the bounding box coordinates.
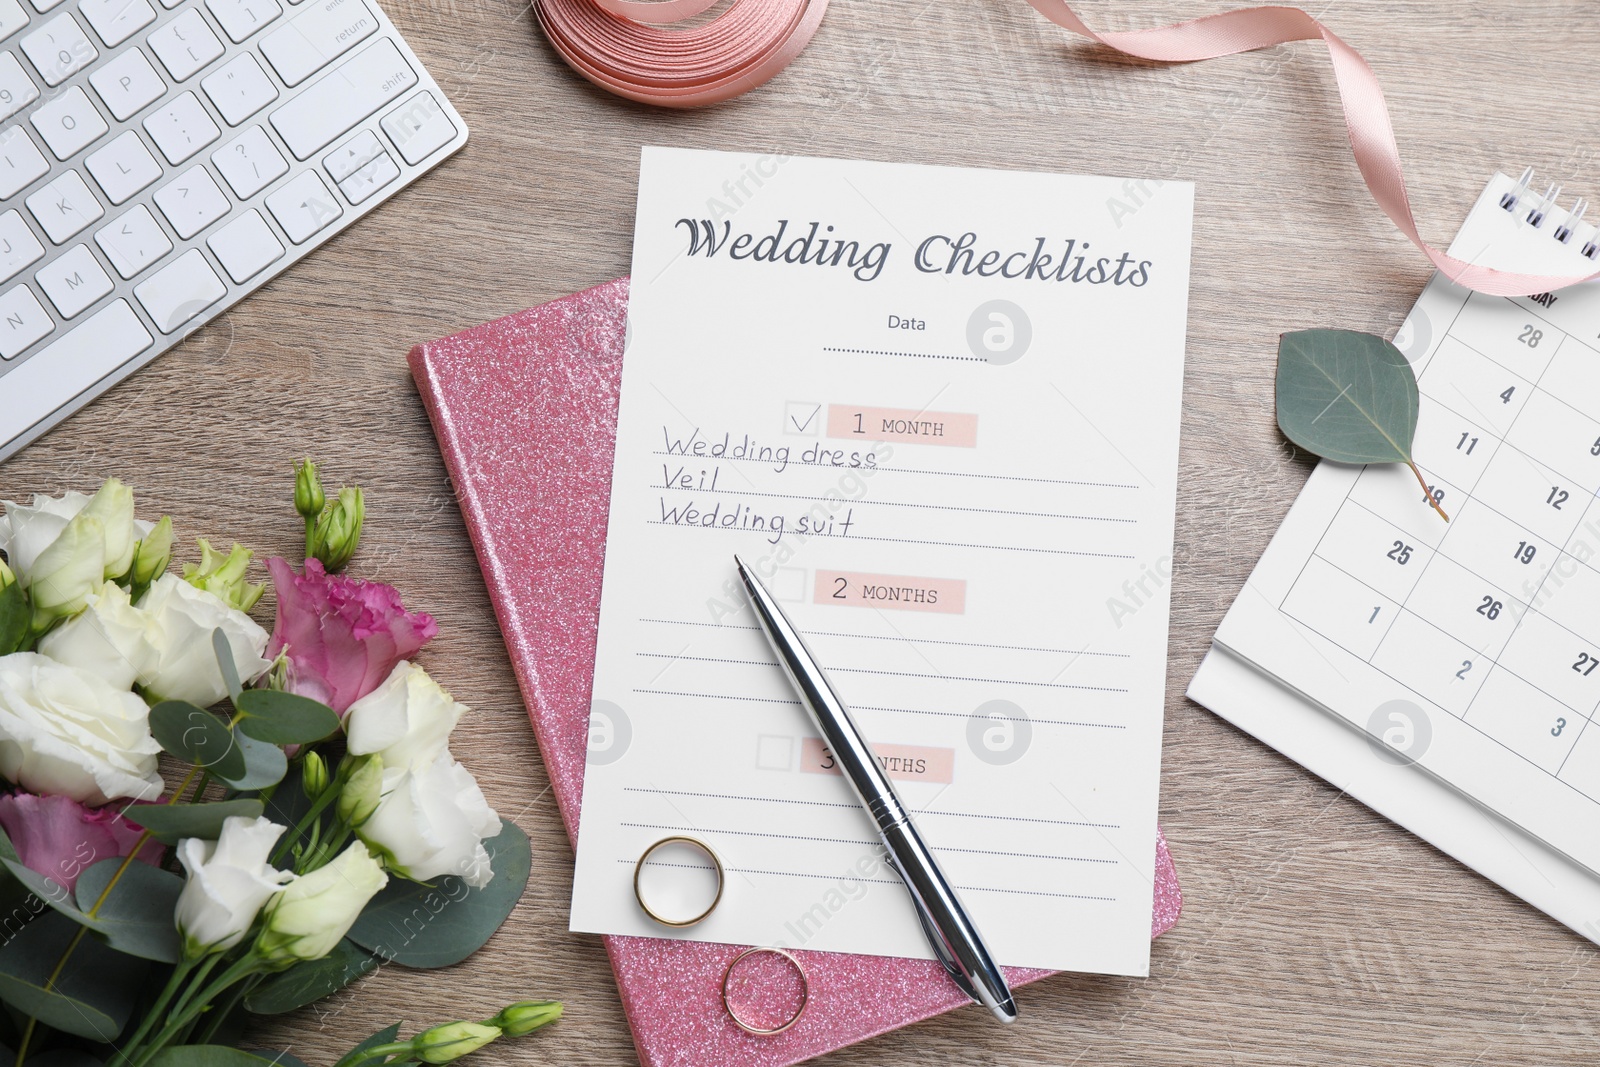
[0,301,154,445]
[270,38,417,160]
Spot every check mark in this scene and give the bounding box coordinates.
[790,404,821,432]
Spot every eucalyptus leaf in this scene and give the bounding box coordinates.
[0,911,145,1041]
[1276,329,1448,520]
[0,582,27,657]
[0,858,99,930]
[148,1048,304,1067]
[73,857,183,963]
[213,627,244,702]
[220,729,288,792]
[148,701,245,780]
[346,823,531,968]
[233,690,339,746]
[244,939,379,1014]
[123,799,263,844]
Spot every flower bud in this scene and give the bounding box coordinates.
[131,515,173,591]
[182,539,264,612]
[82,478,137,581]
[301,751,329,799]
[489,1001,562,1037]
[294,459,326,522]
[29,513,106,629]
[256,842,386,969]
[411,1022,501,1064]
[0,557,14,592]
[337,753,382,828]
[309,487,364,573]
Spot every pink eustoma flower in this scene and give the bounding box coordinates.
[265,558,437,714]
[0,792,162,894]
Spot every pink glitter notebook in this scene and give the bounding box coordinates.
[408,277,1183,1067]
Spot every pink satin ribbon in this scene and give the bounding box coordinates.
[1022,1,1595,297]
[534,0,828,108]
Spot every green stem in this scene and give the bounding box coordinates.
[192,973,260,1046]
[130,955,265,1067]
[336,1041,414,1067]
[270,756,354,868]
[111,957,196,1066]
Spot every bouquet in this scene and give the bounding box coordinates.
[0,463,559,1066]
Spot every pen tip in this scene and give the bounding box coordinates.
[733,553,747,571]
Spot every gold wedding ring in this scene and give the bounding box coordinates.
[721,946,810,1036]
[633,835,724,927]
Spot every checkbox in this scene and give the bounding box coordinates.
[784,400,822,437]
[771,567,806,603]
[756,734,794,771]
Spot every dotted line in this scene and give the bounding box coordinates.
[644,521,1134,559]
[639,652,1128,693]
[652,484,1136,524]
[632,689,1128,730]
[626,823,1121,865]
[822,346,987,362]
[638,617,1132,659]
[618,857,1117,901]
[622,786,1121,828]
[650,451,1136,489]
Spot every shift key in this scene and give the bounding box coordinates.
[270,39,415,161]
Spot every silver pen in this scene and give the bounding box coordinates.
[734,555,1018,1024]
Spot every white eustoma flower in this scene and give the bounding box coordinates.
[344,662,466,771]
[358,751,501,889]
[174,815,294,956]
[0,652,163,805]
[136,575,270,706]
[257,842,387,966]
[37,582,155,691]
[26,514,106,628]
[0,481,149,588]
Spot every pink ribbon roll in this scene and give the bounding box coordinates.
[1023,1,1593,297]
[535,0,828,109]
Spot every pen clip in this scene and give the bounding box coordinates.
[890,855,981,1005]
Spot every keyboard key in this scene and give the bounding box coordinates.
[86,130,160,204]
[322,127,380,183]
[264,167,338,242]
[153,163,227,238]
[270,39,414,160]
[0,302,151,455]
[260,0,374,86]
[336,148,394,204]
[0,282,51,357]
[31,84,107,159]
[0,53,39,122]
[134,247,223,331]
[27,0,67,10]
[90,47,163,121]
[95,202,169,277]
[0,209,43,282]
[143,90,217,164]
[0,123,46,197]
[21,12,95,86]
[204,0,278,43]
[146,9,220,81]
[211,124,285,198]
[381,91,454,165]
[35,241,111,316]
[207,207,279,282]
[26,169,101,243]
[79,0,154,47]
[0,1,26,41]
[201,52,276,125]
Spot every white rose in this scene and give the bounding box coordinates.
[175,815,294,956]
[0,652,163,805]
[136,575,270,706]
[37,582,155,691]
[358,751,501,888]
[0,480,149,587]
[344,662,466,772]
[257,842,387,966]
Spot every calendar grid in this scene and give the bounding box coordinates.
[1280,286,1600,803]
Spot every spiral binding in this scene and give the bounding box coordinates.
[1499,167,1599,260]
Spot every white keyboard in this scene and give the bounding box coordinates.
[0,0,467,462]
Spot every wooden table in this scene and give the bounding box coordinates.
[4,1,1596,1062]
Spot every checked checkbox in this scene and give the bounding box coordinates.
[783,400,822,436]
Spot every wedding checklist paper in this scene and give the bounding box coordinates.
[568,148,1193,975]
